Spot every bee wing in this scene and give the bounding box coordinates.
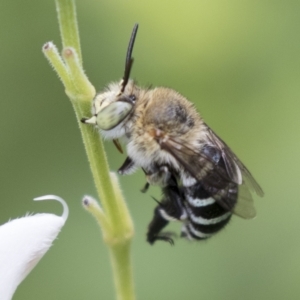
[159,137,222,184]
[205,126,264,197]
[158,125,263,218]
[233,183,256,219]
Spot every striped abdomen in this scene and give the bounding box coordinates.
[146,177,238,244]
[181,181,238,240]
[146,145,240,244]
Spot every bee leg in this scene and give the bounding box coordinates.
[150,234,175,246]
[147,183,185,245]
[118,156,136,175]
[161,176,186,220]
[141,182,150,193]
[140,165,169,194]
[112,139,123,154]
[147,206,174,245]
[142,165,176,194]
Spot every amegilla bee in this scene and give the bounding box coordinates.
[82,24,263,244]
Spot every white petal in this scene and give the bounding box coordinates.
[0,195,69,300]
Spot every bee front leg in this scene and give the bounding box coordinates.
[118,156,136,175]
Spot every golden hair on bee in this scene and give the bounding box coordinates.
[82,24,263,245]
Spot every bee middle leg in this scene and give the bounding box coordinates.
[141,164,177,193]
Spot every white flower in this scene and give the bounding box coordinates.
[0,195,69,300]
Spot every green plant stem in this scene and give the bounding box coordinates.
[73,98,135,300]
[83,195,134,300]
[42,42,73,91]
[71,66,135,299]
[110,243,135,300]
[72,101,133,236]
[55,0,82,64]
[45,1,136,299]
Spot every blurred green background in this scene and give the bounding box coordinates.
[1,1,300,299]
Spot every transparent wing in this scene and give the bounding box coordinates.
[206,126,264,197]
[234,183,256,219]
[158,125,263,218]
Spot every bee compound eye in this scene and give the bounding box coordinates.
[96,101,133,130]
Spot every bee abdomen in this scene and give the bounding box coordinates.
[182,206,232,240]
[181,182,237,241]
[181,206,232,240]
[181,216,232,240]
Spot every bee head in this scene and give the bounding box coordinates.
[82,24,139,134]
[88,81,137,131]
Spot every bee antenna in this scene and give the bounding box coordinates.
[120,23,139,93]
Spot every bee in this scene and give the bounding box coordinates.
[82,24,264,245]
